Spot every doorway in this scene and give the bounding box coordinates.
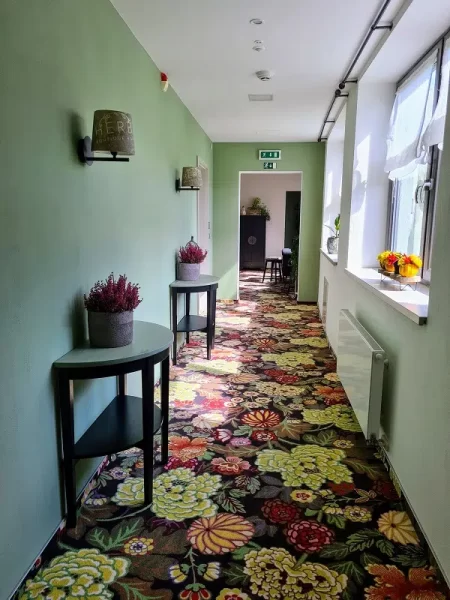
[197,157,210,313]
[238,171,302,297]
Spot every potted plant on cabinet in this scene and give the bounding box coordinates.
[325,214,340,254]
[178,238,208,281]
[84,273,142,348]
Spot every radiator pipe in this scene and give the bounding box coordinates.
[317,0,394,142]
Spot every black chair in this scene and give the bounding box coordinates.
[281,248,293,291]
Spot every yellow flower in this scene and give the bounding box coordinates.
[217,590,250,600]
[344,506,372,522]
[290,489,317,503]
[190,359,241,375]
[262,352,315,367]
[169,564,188,583]
[303,405,361,432]
[290,337,328,348]
[123,537,154,556]
[203,562,221,581]
[324,372,340,382]
[187,514,255,555]
[378,511,419,545]
[333,439,354,449]
[323,506,344,515]
[244,548,347,599]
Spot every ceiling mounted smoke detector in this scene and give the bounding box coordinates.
[256,70,274,81]
[253,44,266,52]
[250,18,264,25]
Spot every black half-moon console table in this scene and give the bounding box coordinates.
[170,275,219,365]
[53,320,173,527]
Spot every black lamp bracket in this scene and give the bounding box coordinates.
[78,136,130,166]
[176,178,200,193]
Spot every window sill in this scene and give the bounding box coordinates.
[320,249,338,266]
[345,267,428,325]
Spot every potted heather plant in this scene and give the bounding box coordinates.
[84,273,142,348]
[178,237,207,281]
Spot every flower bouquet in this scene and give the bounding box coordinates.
[377,251,402,273]
[398,254,422,277]
[84,273,142,347]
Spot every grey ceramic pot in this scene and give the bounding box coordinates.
[88,311,133,348]
[327,236,339,254]
[178,262,200,281]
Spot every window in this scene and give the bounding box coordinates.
[386,33,450,281]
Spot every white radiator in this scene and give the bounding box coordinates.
[337,310,387,442]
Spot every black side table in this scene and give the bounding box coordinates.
[53,321,173,527]
[170,275,219,365]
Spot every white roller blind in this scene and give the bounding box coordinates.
[385,52,437,180]
[423,39,450,150]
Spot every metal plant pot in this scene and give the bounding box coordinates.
[178,262,200,281]
[88,311,133,348]
[327,236,339,254]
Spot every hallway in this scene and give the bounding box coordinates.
[17,272,448,599]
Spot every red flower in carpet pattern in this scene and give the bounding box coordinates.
[241,410,281,428]
[261,499,300,524]
[213,429,233,443]
[365,565,446,600]
[285,520,335,553]
[324,396,348,406]
[272,322,291,329]
[180,589,211,600]
[211,456,251,475]
[250,430,278,443]
[264,369,287,378]
[328,482,356,496]
[373,479,399,500]
[203,397,228,410]
[165,457,198,471]
[275,374,300,384]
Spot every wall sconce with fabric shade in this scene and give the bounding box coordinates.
[176,167,203,192]
[78,110,135,166]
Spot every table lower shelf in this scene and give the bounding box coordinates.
[74,394,162,459]
[177,315,208,333]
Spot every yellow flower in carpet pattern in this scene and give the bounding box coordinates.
[325,372,340,382]
[217,316,251,326]
[262,352,315,367]
[19,549,129,600]
[228,373,260,384]
[303,405,362,432]
[152,468,222,522]
[123,537,154,555]
[244,547,347,600]
[285,304,318,312]
[323,506,344,515]
[217,590,250,600]
[190,359,241,375]
[290,337,329,348]
[112,477,145,506]
[188,514,255,554]
[333,439,354,449]
[203,562,221,581]
[378,511,419,545]
[255,381,306,397]
[192,412,224,429]
[265,312,304,321]
[344,506,372,522]
[291,489,317,503]
[155,381,199,403]
[256,445,353,490]
[169,564,188,583]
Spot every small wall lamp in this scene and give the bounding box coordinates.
[176,167,203,192]
[78,110,135,166]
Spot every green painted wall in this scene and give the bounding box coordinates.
[213,143,325,300]
[0,0,212,595]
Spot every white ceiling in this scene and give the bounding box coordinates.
[111,0,398,142]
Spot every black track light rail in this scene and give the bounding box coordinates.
[317,0,393,142]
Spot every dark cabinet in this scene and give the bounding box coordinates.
[240,216,266,269]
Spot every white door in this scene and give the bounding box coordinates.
[197,161,210,314]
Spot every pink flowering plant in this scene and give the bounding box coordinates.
[84,273,142,313]
[178,241,207,264]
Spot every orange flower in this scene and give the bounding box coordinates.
[241,410,281,428]
[187,513,255,554]
[168,436,208,461]
[211,456,251,475]
[365,564,446,600]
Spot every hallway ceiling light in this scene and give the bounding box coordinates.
[249,18,264,25]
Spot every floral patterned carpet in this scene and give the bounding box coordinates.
[18,271,449,600]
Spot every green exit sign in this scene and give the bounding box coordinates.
[263,162,277,170]
[259,150,281,160]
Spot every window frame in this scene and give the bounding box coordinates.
[387,30,450,283]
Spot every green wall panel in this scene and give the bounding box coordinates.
[0,0,212,594]
[213,143,325,300]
